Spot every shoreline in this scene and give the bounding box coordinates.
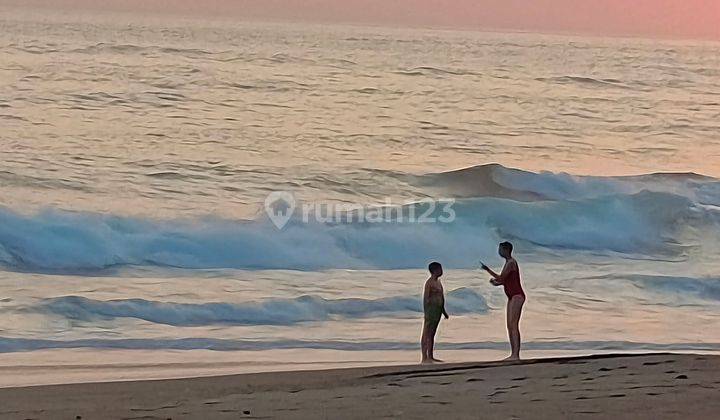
[3,347,717,389]
[0,352,717,419]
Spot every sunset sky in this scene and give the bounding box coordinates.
[5,0,720,40]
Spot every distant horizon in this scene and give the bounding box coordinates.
[3,0,719,41]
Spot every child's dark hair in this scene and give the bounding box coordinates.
[428,261,442,273]
[500,241,513,253]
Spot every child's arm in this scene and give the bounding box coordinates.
[423,281,431,306]
[442,304,449,319]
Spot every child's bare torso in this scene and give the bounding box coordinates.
[424,279,445,308]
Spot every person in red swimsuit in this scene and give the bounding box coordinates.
[482,241,525,361]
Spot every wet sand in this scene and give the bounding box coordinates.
[0,353,717,419]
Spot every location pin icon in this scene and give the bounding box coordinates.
[264,191,296,230]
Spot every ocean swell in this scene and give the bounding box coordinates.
[0,165,717,273]
[36,288,488,326]
[0,192,715,273]
[581,274,720,302]
[414,163,717,202]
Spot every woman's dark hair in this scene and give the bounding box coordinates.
[499,241,513,253]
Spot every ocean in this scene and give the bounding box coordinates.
[1,9,719,386]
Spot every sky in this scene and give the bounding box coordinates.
[5,0,720,40]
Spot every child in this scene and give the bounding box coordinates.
[482,241,525,361]
[421,261,449,364]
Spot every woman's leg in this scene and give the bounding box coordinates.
[506,295,525,360]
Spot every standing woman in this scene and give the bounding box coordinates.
[482,241,525,361]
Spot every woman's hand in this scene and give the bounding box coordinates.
[490,278,500,286]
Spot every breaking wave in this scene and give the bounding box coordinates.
[0,165,718,273]
[36,288,488,326]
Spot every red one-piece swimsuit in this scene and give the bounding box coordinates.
[503,268,525,299]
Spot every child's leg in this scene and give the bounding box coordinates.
[506,295,525,360]
[427,326,435,360]
[421,323,429,361]
[421,319,440,363]
[427,321,441,362]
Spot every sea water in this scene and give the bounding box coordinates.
[0,8,719,386]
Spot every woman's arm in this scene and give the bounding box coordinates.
[484,260,516,285]
[482,263,501,279]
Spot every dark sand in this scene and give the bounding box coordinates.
[0,353,717,419]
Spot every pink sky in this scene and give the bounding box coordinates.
[7,0,720,39]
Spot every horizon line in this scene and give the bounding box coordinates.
[3,2,719,43]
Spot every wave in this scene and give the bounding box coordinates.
[0,337,717,353]
[581,274,720,302]
[36,288,488,326]
[71,43,218,58]
[535,76,636,90]
[457,191,703,255]
[413,163,718,203]
[395,66,478,77]
[0,188,717,272]
[0,165,718,272]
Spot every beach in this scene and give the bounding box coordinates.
[1,7,720,417]
[0,353,717,419]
